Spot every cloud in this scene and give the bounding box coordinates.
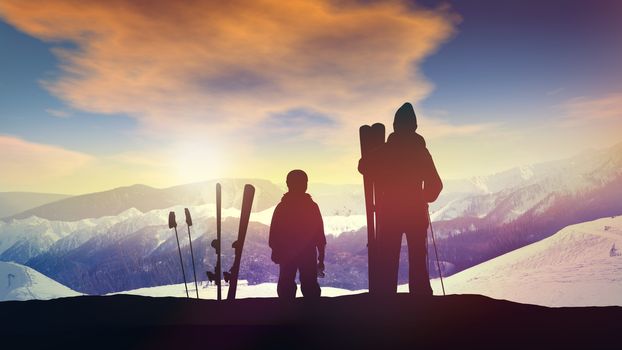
[418,115,494,139]
[0,135,92,188]
[0,0,460,139]
[557,93,622,125]
[260,107,338,142]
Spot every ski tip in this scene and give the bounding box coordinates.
[216,182,221,191]
[243,184,255,194]
[371,122,385,132]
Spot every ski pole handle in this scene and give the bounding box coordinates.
[184,208,192,227]
[168,211,177,229]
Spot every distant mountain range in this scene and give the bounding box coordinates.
[5,215,620,306]
[0,192,70,218]
[5,179,283,222]
[0,142,621,295]
[431,141,622,274]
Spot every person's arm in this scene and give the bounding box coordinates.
[318,244,326,265]
[422,148,443,202]
[317,243,326,276]
[268,204,283,263]
[313,203,327,270]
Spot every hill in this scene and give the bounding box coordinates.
[0,261,81,301]
[429,216,622,306]
[0,294,619,349]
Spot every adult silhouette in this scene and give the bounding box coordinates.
[269,170,326,299]
[358,103,443,295]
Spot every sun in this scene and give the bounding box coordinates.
[173,140,227,184]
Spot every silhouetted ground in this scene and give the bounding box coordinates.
[1,294,620,349]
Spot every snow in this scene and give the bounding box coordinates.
[431,144,622,225]
[116,216,622,306]
[431,216,622,307]
[2,216,620,306]
[519,165,534,180]
[110,280,364,299]
[251,206,366,236]
[0,261,82,301]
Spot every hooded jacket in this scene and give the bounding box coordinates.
[269,192,326,263]
[360,130,442,215]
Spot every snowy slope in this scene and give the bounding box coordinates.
[110,280,364,299]
[0,261,82,301]
[429,216,622,307]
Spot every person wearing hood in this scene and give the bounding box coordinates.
[358,102,443,296]
[269,169,326,299]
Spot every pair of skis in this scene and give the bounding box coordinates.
[168,208,200,299]
[359,123,386,295]
[207,183,255,300]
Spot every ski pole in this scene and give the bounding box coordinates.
[428,209,446,296]
[185,208,200,299]
[169,211,189,298]
[215,183,222,300]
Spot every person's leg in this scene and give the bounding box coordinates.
[299,251,320,298]
[406,228,433,296]
[277,262,298,299]
[376,227,403,295]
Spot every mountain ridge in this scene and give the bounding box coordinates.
[5,178,283,222]
[0,191,71,218]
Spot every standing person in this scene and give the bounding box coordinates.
[358,102,443,296]
[269,169,326,299]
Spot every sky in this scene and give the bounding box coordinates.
[1,0,621,194]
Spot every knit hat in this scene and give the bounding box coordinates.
[393,102,417,131]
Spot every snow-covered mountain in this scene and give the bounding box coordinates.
[6,179,283,222]
[1,142,621,296]
[427,142,622,276]
[0,261,81,301]
[0,201,366,294]
[431,142,622,223]
[431,216,622,307]
[124,215,621,306]
[0,203,366,262]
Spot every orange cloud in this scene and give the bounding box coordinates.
[0,0,459,138]
[0,135,92,189]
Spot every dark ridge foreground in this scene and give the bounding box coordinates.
[1,294,620,349]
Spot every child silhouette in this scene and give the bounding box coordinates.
[269,170,326,299]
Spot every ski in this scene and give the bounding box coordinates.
[168,211,189,298]
[184,208,200,299]
[206,183,223,300]
[359,123,385,295]
[224,184,255,300]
